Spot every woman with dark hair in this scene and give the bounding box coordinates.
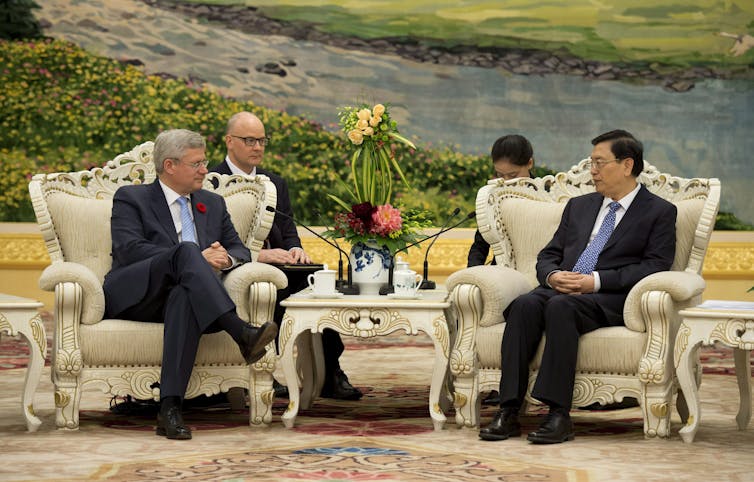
[466,134,535,267]
[466,134,534,406]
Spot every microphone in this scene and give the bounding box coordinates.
[265,206,359,295]
[419,207,461,290]
[378,211,476,294]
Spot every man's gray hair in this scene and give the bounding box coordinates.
[153,129,206,174]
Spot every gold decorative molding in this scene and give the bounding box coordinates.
[0,234,51,268]
[701,242,754,279]
[1,230,752,279]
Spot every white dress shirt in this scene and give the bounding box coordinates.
[158,180,196,242]
[587,182,641,291]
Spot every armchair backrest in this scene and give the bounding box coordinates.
[28,141,277,283]
[476,159,721,288]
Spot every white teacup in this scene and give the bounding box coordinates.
[307,266,337,296]
[393,269,423,296]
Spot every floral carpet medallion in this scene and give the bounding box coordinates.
[90,443,587,481]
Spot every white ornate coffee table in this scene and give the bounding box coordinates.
[0,293,46,431]
[675,300,754,443]
[279,289,452,430]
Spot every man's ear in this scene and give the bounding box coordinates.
[163,158,176,174]
[622,157,634,176]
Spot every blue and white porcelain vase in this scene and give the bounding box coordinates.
[349,240,391,295]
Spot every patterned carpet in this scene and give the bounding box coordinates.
[1,314,753,481]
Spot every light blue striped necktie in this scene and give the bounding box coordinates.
[176,196,197,244]
[572,201,621,274]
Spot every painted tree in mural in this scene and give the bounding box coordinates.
[0,0,42,40]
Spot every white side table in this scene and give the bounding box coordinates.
[0,294,46,431]
[675,300,754,443]
[279,290,452,431]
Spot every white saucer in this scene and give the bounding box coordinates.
[310,292,345,299]
[386,293,422,300]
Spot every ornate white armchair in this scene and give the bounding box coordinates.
[446,160,720,438]
[28,142,288,430]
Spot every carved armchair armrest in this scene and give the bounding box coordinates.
[446,265,532,328]
[623,271,706,386]
[39,261,105,326]
[445,266,532,375]
[223,262,288,326]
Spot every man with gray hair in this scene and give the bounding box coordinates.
[103,129,278,440]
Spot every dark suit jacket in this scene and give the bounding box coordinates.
[467,229,494,267]
[103,181,251,316]
[535,184,677,323]
[211,160,302,251]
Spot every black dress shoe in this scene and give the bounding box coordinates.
[320,369,363,400]
[239,322,278,364]
[479,407,521,441]
[156,404,192,440]
[273,380,289,399]
[527,411,575,444]
[482,390,501,406]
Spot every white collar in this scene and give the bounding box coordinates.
[224,155,256,176]
[602,182,641,212]
[158,179,189,206]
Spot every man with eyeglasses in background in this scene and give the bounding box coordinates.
[103,129,278,439]
[212,112,363,401]
[479,129,676,444]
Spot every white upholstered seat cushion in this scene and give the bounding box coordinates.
[475,324,645,374]
[80,320,246,366]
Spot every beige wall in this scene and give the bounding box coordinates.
[1,224,752,309]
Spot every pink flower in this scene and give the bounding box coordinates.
[370,204,402,236]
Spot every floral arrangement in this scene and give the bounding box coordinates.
[325,102,430,253]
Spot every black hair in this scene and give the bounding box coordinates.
[591,129,644,176]
[490,134,533,166]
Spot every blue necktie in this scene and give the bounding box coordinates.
[177,197,197,244]
[572,201,621,274]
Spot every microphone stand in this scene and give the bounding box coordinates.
[266,206,359,295]
[420,207,460,290]
[378,211,476,295]
[315,211,359,295]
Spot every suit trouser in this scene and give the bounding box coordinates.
[499,287,623,410]
[275,273,344,377]
[107,243,235,398]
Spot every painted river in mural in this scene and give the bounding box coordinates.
[43,0,754,222]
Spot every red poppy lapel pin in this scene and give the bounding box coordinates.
[196,202,207,214]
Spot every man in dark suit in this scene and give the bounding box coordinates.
[479,130,676,444]
[211,111,362,401]
[103,129,278,440]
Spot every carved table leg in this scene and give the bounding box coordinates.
[0,305,46,432]
[733,348,752,430]
[427,317,449,431]
[676,321,704,443]
[281,314,304,429]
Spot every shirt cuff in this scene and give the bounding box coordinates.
[222,254,239,271]
[592,271,601,292]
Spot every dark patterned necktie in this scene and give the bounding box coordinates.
[572,201,621,274]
